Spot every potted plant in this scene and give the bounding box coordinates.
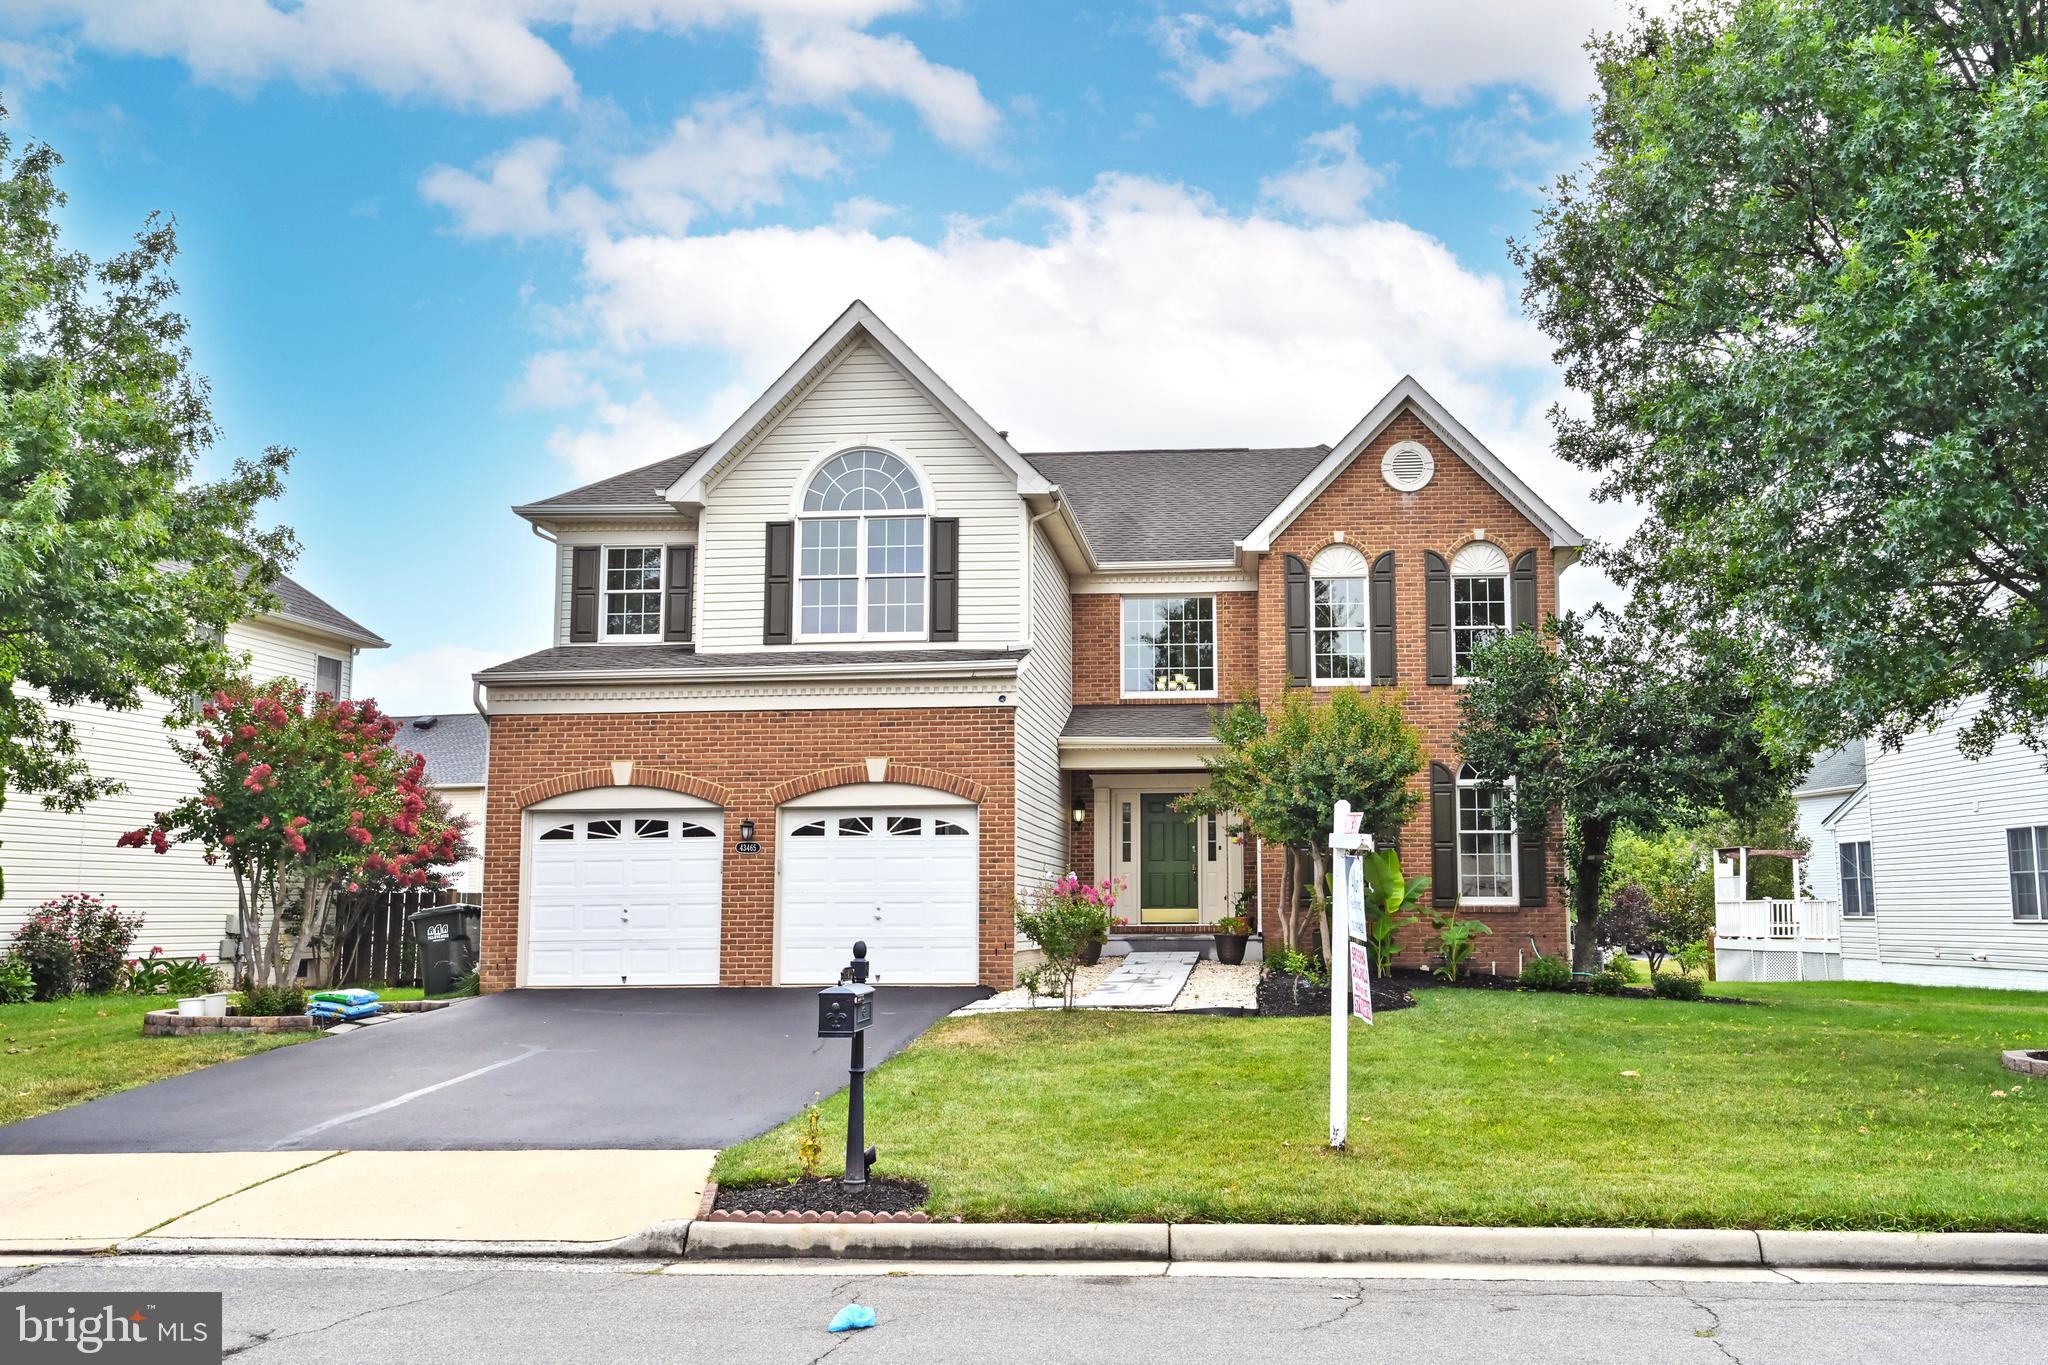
[1211,914,1251,964]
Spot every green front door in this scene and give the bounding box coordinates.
[1139,794,1198,923]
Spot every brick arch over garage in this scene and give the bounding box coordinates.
[766,761,986,808]
[508,765,735,812]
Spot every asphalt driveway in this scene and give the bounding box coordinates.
[0,986,982,1154]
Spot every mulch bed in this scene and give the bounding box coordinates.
[710,1175,932,1223]
[1256,973,1414,1018]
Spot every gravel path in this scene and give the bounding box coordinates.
[953,957,1258,1015]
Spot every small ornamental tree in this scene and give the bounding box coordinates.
[1182,689,1425,955]
[119,680,470,993]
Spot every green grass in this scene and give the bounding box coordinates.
[0,994,309,1128]
[715,980,2048,1230]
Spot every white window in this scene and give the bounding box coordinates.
[798,448,927,639]
[1840,841,1875,918]
[1456,763,1517,903]
[1121,596,1217,695]
[1451,541,1510,678]
[2007,827,2046,922]
[315,654,343,699]
[1310,544,1370,684]
[604,546,663,639]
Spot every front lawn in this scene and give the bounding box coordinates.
[715,980,2048,1230]
[0,994,308,1128]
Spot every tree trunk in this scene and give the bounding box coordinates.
[1277,847,1297,953]
[1571,818,1615,972]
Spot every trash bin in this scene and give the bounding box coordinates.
[408,902,482,995]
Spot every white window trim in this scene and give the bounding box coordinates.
[1450,570,1509,685]
[1309,571,1372,687]
[2012,825,2048,923]
[1119,594,1220,699]
[1456,765,1519,906]
[598,544,665,642]
[1841,839,1876,919]
[792,445,932,644]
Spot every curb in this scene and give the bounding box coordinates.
[684,1221,1169,1262]
[111,1221,692,1260]
[1167,1224,1762,1267]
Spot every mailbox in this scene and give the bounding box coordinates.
[817,980,874,1038]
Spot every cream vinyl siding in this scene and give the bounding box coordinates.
[0,618,357,960]
[1850,695,2048,981]
[546,519,698,647]
[695,337,1024,650]
[1795,792,1845,902]
[436,785,487,892]
[1014,520,1074,894]
[1828,789,1878,960]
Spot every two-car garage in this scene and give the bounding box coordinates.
[519,785,980,987]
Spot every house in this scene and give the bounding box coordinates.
[1777,704,2048,991]
[389,713,490,896]
[0,576,387,961]
[473,300,1583,990]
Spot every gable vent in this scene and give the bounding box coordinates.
[1381,440,1435,492]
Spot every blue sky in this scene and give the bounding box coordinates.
[3,1,1639,712]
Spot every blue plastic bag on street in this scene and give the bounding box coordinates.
[827,1304,877,1333]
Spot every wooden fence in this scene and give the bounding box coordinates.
[328,886,476,988]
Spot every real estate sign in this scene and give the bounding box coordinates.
[1327,800,1372,1150]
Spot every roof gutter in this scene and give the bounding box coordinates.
[1057,735,1219,749]
[258,610,389,651]
[471,656,1027,687]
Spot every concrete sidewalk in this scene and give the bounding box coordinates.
[0,1149,712,1254]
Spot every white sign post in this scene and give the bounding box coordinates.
[1327,800,1373,1150]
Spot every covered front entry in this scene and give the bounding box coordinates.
[777,787,980,985]
[525,807,724,986]
[1088,774,1246,926]
[1139,794,1199,923]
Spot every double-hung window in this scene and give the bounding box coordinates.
[1450,541,1510,678]
[1121,596,1217,695]
[1839,841,1875,918]
[1310,544,1370,683]
[2010,826,2048,922]
[1456,763,1517,903]
[798,448,927,639]
[315,654,343,699]
[603,546,663,639]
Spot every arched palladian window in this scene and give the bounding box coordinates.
[1450,541,1511,677]
[1309,543,1370,683]
[1456,762,1518,903]
[798,448,928,638]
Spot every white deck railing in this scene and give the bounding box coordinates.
[1715,897,1841,944]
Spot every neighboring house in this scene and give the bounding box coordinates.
[1786,704,2048,992]
[389,713,489,896]
[474,300,1583,990]
[0,576,387,961]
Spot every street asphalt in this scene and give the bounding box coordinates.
[0,986,981,1153]
[4,1256,2046,1363]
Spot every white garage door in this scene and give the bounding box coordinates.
[779,807,979,984]
[527,811,723,986]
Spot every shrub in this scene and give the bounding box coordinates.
[1428,910,1492,982]
[1588,966,1630,995]
[1016,873,1122,1007]
[164,958,221,996]
[11,894,144,999]
[1519,954,1573,991]
[1653,972,1705,1001]
[0,953,33,1005]
[123,947,219,997]
[1264,946,1329,986]
[237,982,305,1017]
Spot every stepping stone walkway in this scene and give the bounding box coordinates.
[1077,951,1199,1009]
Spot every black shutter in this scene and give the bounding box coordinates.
[1425,550,1452,685]
[1519,804,1548,906]
[1512,549,1538,631]
[1370,551,1396,686]
[1430,762,1457,907]
[569,546,599,643]
[763,522,793,645]
[664,546,695,647]
[929,517,959,642]
[1284,553,1310,686]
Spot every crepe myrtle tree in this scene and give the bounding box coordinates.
[1514,0,2048,759]
[1456,612,1797,970]
[119,680,470,992]
[1181,689,1424,955]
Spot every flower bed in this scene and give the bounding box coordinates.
[141,998,454,1036]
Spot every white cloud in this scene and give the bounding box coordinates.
[352,643,507,716]
[610,97,841,232]
[543,383,753,481]
[759,22,999,151]
[1158,0,1649,111]
[831,195,899,231]
[1448,92,1572,195]
[1257,124,1384,222]
[418,137,608,240]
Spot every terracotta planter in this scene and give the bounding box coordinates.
[1213,933,1249,966]
[1077,937,1105,966]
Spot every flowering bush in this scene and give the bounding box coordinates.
[1015,874,1125,1008]
[7,893,142,999]
[0,954,33,1005]
[122,947,220,997]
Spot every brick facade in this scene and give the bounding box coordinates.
[1070,590,1258,706]
[481,706,1017,990]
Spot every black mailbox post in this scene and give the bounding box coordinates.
[817,941,878,1186]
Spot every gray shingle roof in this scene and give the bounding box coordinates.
[1061,704,1225,741]
[390,713,489,787]
[1023,446,1330,563]
[515,446,709,513]
[271,574,387,647]
[1794,741,1867,796]
[477,644,1027,679]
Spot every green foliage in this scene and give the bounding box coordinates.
[447,967,481,999]
[9,893,141,999]
[1514,0,2048,757]
[1459,614,1794,967]
[0,952,31,1004]
[1588,965,1630,996]
[795,1100,826,1180]
[1212,914,1250,936]
[235,982,304,1017]
[0,116,295,898]
[1428,910,1491,982]
[1653,972,1706,1002]
[1016,874,1120,1007]
[1184,689,1425,952]
[122,947,220,997]
[1263,947,1329,987]
[1674,939,1712,979]
[1360,847,1428,977]
[1519,954,1574,991]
